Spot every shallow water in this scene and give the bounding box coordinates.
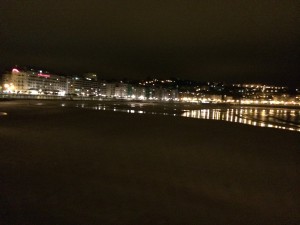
[70,102,300,132]
[182,108,300,132]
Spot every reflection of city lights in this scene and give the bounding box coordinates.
[180,108,300,132]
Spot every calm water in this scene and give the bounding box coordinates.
[70,102,300,132]
[182,108,300,132]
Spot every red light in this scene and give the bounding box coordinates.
[38,73,50,78]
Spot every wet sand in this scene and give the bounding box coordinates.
[0,101,299,224]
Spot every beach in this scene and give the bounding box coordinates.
[0,100,299,224]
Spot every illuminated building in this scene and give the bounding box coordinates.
[149,87,178,101]
[114,83,128,98]
[83,73,97,81]
[1,68,67,95]
[130,86,146,99]
[99,83,116,97]
[67,74,99,96]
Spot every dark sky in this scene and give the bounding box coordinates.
[0,0,299,86]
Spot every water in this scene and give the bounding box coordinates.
[74,103,179,117]
[182,108,300,132]
[70,102,300,132]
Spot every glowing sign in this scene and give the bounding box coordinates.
[12,68,20,73]
[38,73,50,78]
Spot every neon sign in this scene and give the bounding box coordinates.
[38,73,51,78]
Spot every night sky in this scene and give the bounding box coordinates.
[0,0,299,86]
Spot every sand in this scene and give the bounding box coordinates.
[0,100,299,224]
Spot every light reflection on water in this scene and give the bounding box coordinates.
[182,108,300,132]
[73,103,300,132]
[74,103,178,117]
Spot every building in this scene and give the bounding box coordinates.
[114,83,128,98]
[2,68,67,95]
[129,86,146,99]
[99,83,116,97]
[67,74,99,96]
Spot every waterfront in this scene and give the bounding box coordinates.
[182,108,300,132]
[69,101,300,132]
[1,100,299,132]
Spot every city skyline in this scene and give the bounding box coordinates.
[0,1,299,86]
[1,64,299,89]
[2,66,299,105]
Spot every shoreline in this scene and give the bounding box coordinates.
[1,98,300,110]
[1,99,300,133]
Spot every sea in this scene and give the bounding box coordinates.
[68,101,300,132]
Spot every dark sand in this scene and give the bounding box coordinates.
[0,101,299,224]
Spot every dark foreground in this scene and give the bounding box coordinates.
[0,101,299,224]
